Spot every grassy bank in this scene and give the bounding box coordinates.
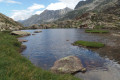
[73,40,105,48]
[0,32,80,80]
[85,29,109,33]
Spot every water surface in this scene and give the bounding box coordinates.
[21,29,120,80]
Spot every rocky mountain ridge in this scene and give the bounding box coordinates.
[20,7,73,26]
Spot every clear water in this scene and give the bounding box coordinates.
[21,29,120,80]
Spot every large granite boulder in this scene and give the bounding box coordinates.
[51,56,86,74]
[11,31,30,36]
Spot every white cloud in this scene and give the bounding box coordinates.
[59,0,81,9]
[0,0,3,2]
[28,3,45,11]
[0,0,21,4]
[46,2,66,10]
[11,3,45,21]
[35,10,44,15]
[46,0,82,10]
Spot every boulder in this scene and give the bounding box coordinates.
[51,56,86,74]
[11,31,30,36]
[34,31,42,33]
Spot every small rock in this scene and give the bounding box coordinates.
[51,56,86,74]
[34,31,42,33]
[18,39,28,42]
[66,40,69,41]
[32,34,36,35]
[112,33,120,37]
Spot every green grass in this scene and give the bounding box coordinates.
[0,32,80,80]
[73,40,105,48]
[85,29,109,33]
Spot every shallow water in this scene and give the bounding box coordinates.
[21,29,120,80]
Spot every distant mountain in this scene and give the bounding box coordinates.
[20,7,73,26]
[0,13,23,31]
[59,0,118,20]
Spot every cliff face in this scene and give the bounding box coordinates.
[0,13,23,31]
[20,7,73,26]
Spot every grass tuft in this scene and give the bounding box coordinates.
[85,29,109,33]
[73,40,105,48]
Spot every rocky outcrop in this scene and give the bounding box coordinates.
[11,31,30,36]
[51,56,86,74]
[0,13,23,31]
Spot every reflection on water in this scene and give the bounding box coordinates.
[21,29,120,80]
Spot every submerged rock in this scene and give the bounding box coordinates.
[11,31,30,36]
[51,56,86,74]
[34,31,42,33]
[18,39,28,42]
[32,34,36,35]
[112,33,120,37]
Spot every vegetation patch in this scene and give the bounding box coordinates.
[0,32,80,80]
[85,29,109,33]
[73,40,105,48]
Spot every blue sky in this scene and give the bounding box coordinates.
[0,0,82,21]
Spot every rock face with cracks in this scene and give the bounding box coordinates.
[51,56,86,74]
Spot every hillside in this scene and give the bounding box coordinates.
[0,13,23,31]
[59,0,118,20]
[20,7,73,26]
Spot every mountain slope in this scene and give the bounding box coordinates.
[21,7,73,26]
[0,13,23,31]
[59,0,118,20]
